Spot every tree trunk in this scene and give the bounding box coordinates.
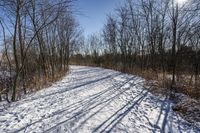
[12,1,20,101]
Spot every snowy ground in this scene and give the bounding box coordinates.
[0,66,199,133]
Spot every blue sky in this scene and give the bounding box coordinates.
[74,0,124,37]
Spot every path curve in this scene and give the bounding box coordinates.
[0,66,199,133]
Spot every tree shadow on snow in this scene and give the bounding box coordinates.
[12,72,200,133]
[92,90,148,133]
[16,73,136,133]
[152,96,200,133]
[43,76,139,132]
[23,72,122,103]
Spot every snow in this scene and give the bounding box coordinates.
[172,93,200,127]
[0,65,199,133]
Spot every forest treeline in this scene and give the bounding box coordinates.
[0,0,81,101]
[71,0,200,98]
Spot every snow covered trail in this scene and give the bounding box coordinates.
[0,66,199,133]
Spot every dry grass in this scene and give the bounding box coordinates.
[136,69,200,100]
[16,70,68,99]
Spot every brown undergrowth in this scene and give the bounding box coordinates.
[16,69,68,100]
